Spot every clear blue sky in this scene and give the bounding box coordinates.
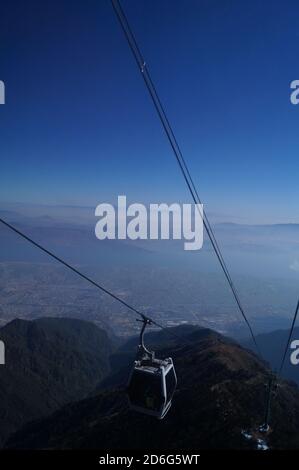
[0,0,299,223]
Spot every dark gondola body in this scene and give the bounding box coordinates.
[127,318,177,419]
[128,357,177,419]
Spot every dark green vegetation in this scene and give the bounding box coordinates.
[5,325,299,450]
[0,317,112,446]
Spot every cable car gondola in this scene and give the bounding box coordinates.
[127,317,177,419]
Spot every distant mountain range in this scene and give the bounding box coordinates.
[0,317,112,446]
[5,322,299,450]
[242,327,299,385]
[2,207,299,284]
[3,207,299,259]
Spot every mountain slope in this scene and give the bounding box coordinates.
[7,327,299,450]
[97,324,204,392]
[242,327,299,385]
[0,317,112,446]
